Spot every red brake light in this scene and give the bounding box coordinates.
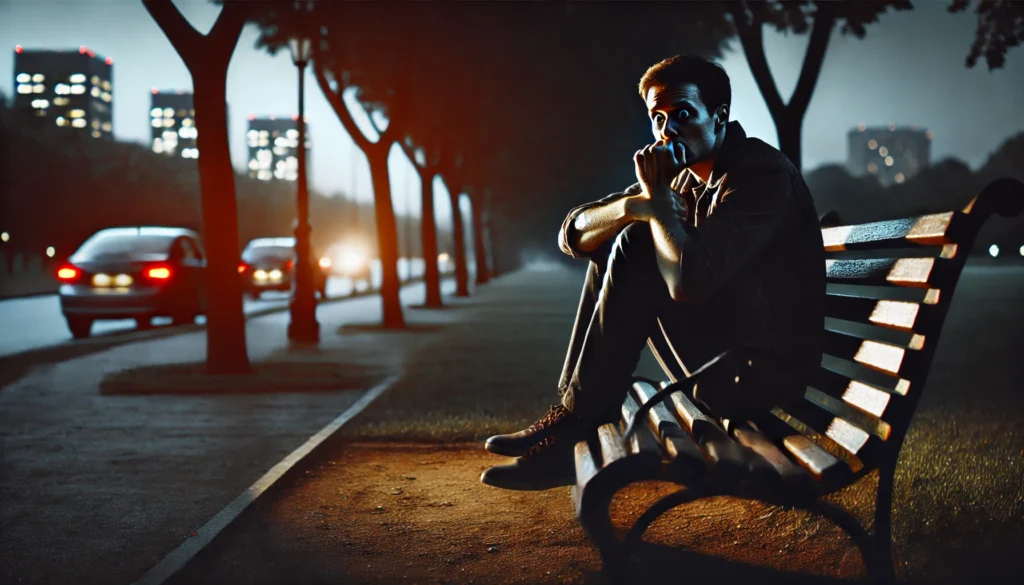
[57,265,80,281]
[237,262,248,274]
[285,259,294,270]
[146,266,172,280]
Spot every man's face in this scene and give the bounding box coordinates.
[645,82,723,166]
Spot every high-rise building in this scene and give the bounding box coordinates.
[847,124,932,187]
[12,45,113,139]
[246,116,309,182]
[150,90,198,159]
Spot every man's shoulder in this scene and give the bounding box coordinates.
[728,135,799,178]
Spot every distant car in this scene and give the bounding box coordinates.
[238,237,328,299]
[325,242,373,285]
[57,226,207,339]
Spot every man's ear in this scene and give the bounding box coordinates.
[715,105,729,130]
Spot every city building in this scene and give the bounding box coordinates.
[246,116,310,182]
[12,45,113,139]
[847,123,932,186]
[150,90,198,159]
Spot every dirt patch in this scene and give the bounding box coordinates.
[171,443,877,585]
[99,361,388,395]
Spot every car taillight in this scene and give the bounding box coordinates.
[57,265,80,282]
[285,259,294,270]
[146,265,172,280]
[237,262,248,274]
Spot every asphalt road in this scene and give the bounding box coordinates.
[0,276,364,358]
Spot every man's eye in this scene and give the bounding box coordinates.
[652,114,665,124]
[677,110,690,120]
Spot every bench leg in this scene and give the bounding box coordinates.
[576,486,628,583]
[874,461,896,583]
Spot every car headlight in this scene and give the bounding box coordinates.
[254,269,268,281]
[269,269,283,281]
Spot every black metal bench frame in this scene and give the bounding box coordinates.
[570,178,1024,582]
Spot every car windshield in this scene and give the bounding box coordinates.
[242,245,294,263]
[71,233,174,262]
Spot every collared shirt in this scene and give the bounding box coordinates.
[558,121,825,377]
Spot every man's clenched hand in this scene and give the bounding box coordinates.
[627,140,688,223]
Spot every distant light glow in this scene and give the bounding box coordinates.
[878,146,889,157]
[1019,245,1024,257]
[989,244,1000,258]
[146,266,172,280]
[70,84,85,94]
[858,123,865,131]
[53,97,69,106]
[79,45,86,54]
[894,173,906,184]
[15,45,23,53]
[16,73,29,83]
[884,156,894,167]
[32,84,44,93]
[69,73,85,83]
[867,139,877,150]
[71,118,87,128]
[105,57,113,65]
[46,246,55,258]
[1,232,9,242]
[319,256,332,269]
[888,123,896,131]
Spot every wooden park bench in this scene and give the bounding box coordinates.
[571,178,1024,582]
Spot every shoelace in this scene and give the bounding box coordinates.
[522,435,558,459]
[527,404,568,433]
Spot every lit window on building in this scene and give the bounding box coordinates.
[182,118,193,127]
[33,84,45,93]
[163,107,174,117]
[91,119,100,129]
[55,83,70,95]
[248,160,259,170]
[867,139,877,150]
[153,137,165,153]
[69,109,85,118]
[163,118,174,128]
[56,116,67,126]
[16,73,30,83]
[90,86,100,97]
[91,130,101,138]
[17,84,32,94]
[33,73,44,82]
[101,92,111,103]
[102,121,112,132]
[867,162,878,174]
[177,109,186,117]
[885,156,894,167]
[287,129,299,139]
[102,80,111,91]
[91,75,100,85]
[151,118,162,128]
[878,146,888,157]
[151,108,163,117]
[71,84,85,94]
[895,173,906,184]
[72,118,87,128]
[31,99,49,109]
[190,109,195,116]
[70,73,86,83]
[53,97,69,106]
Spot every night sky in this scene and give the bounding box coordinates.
[2,0,1022,217]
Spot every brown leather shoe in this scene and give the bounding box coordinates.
[484,404,581,457]
[480,435,577,491]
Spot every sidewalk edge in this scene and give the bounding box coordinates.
[130,374,400,585]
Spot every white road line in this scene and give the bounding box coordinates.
[130,374,400,585]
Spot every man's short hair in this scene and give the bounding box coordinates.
[638,55,732,114]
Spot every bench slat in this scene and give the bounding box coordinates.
[574,440,600,489]
[732,423,813,493]
[825,294,945,333]
[631,382,705,478]
[664,386,757,484]
[825,316,926,349]
[770,407,865,473]
[820,354,911,396]
[804,387,892,440]
[827,282,942,305]
[809,365,894,417]
[821,211,957,252]
[621,394,668,458]
[753,413,852,487]
[823,328,928,378]
[825,256,958,288]
[598,424,628,468]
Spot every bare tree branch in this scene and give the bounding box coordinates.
[731,1,786,118]
[142,0,202,64]
[789,2,836,117]
[312,60,374,152]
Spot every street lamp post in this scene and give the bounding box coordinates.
[287,28,319,343]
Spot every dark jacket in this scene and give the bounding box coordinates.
[558,121,825,389]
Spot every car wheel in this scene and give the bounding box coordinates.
[66,316,93,339]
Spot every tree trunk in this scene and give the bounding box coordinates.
[369,149,406,328]
[449,190,470,297]
[775,110,803,171]
[470,192,490,285]
[418,168,443,307]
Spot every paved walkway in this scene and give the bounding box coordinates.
[0,279,456,585]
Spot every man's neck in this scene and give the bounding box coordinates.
[688,159,715,184]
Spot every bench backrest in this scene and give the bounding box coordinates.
[764,178,1023,478]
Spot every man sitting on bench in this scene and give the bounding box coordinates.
[481,55,826,491]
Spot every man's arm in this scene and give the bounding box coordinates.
[652,164,794,303]
[558,183,643,259]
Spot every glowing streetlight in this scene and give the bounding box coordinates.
[1,231,9,242]
[1019,245,1024,257]
[46,246,56,258]
[988,244,999,258]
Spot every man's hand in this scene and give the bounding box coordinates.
[627,140,689,223]
[634,140,686,198]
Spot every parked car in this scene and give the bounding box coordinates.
[57,226,206,339]
[238,237,328,299]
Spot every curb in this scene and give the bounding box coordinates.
[130,373,400,585]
